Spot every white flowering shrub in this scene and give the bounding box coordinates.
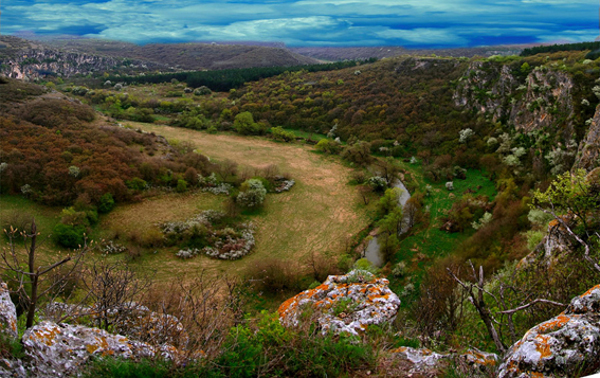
[459,128,474,143]
[176,248,200,259]
[495,133,512,154]
[0,162,7,174]
[425,184,433,197]
[581,98,591,106]
[472,212,493,230]
[68,165,80,178]
[593,85,600,100]
[544,140,577,175]
[203,183,233,195]
[327,124,338,139]
[410,156,418,164]
[368,176,388,191]
[21,184,32,194]
[163,210,256,261]
[198,173,233,195]
[392,261,407,278]
[445,181,454,191]
[237,179,267,208]
[503,154,521,167]
[203,224,255,260]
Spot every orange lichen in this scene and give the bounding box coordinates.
[33,326,61,347]
[581,285,600,297]
[86,344,99,354]
[535,335,552,359]
[537,314,570,334]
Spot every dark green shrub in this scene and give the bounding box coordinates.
[176,179,188,193]
[126,177,148,191]
[83,358,171,378]
[98,193,115,214]
[53,223,86,248]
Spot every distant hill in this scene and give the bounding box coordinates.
[44,39,320,70]
[0,36,321,80]
[290,46,523,61]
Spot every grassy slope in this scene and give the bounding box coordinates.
[101,123,375,282]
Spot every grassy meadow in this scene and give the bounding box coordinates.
[1,124,376,286]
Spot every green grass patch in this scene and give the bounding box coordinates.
[282,128,327,142]
[0,195,62,237]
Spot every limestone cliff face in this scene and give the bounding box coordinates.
[574,104,600,172]
[0,36,160,80]
[454,61,575,134]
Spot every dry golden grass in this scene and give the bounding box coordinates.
[110,123,374,282]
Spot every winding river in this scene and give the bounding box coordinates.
[364,180,411,267]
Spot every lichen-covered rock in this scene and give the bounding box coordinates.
[0,357,28,377]
[44,302,188,348]
[0,282,18,339]
[22,321,179,377]
[498,284,600,378]
[574,104,600,172]
[278,270,400,335]
[392,346,449,366]
[461,348,498,368]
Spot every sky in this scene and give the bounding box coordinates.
[2,0,599,48]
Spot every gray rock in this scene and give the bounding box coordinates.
[278,270,401,335]
[498,284,600,378]
[0,282,18,339]
[22,321,181,377]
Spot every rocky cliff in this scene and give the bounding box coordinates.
[574,104,600,172]
[0,36,161,80]
[454,60,575,135]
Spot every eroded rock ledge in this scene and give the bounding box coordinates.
[278,270,401,335]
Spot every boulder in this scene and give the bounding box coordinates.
[44,302,188,348]
[278,270,400,335]
[385,347,497,377]
[0,282,18,339]
[23,321,180,377]
[498,284,600,378]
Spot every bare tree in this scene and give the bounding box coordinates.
[214,159,238,182]
[447,261,565,354]
[82,259,151,331]
[358,185,372,205]
[1,218,88,328]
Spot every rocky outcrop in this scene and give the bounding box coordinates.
[454,61,575,134]
[45,302,188,348]
[22,321,181,377]
[574,104,600,172]
[0,282,18,339]
[498,284,600,378]
[0,36,160,80]
[388,347,498,377]
[278,270,400,335]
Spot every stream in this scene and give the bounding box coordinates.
[364,180,411,267]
